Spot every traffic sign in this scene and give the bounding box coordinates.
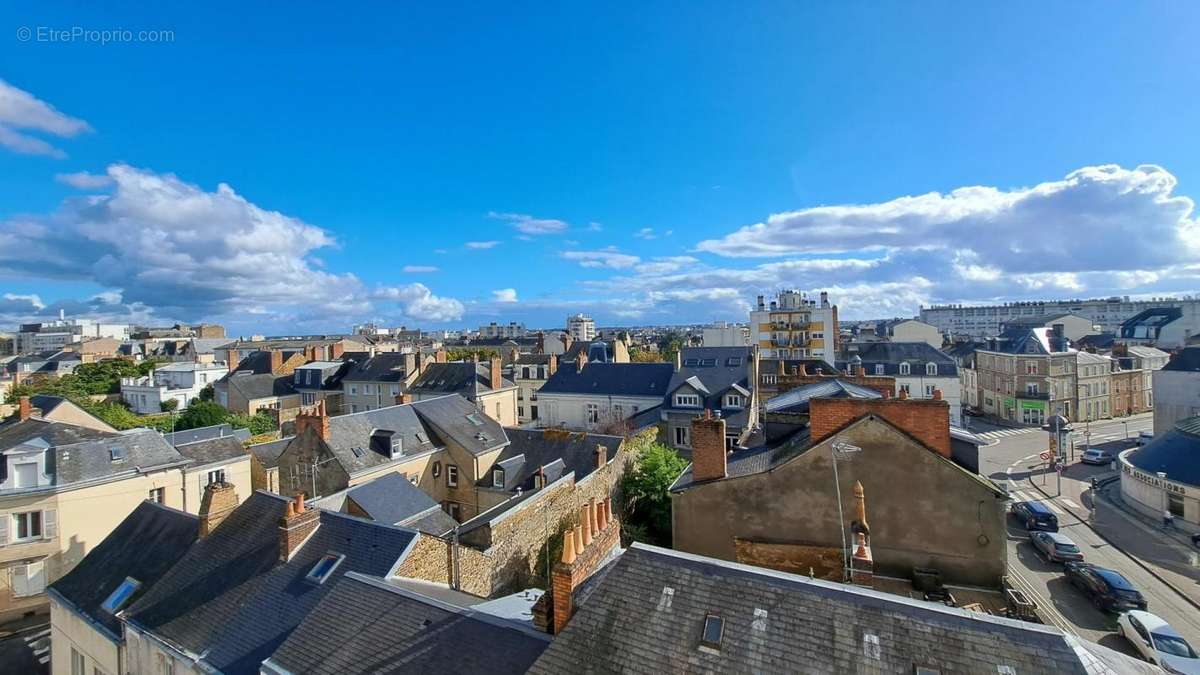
[1039,452,1051,461]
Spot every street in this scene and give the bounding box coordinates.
[977,412,1200,657]
[0,623,50,675]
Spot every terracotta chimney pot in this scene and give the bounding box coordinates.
[561,528,577,564]
[932,388,943,401]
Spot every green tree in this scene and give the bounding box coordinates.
[229,411,277,436]
[621,441,689,546]
[445,347,500,362]
[197,384,215,401]
[160,399,179,413]
[174,400,230,431]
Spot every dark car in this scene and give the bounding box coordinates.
[1030,531,1084,563]
[1011,501,1059,532]
[1065,562,1148,613]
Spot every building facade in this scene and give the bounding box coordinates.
[700,322,751,347]
[1074,351,1112,422]
[120,362,229,414]
[1152,347,1200,435]
[841,342,963,426]
[975,327,1075,424]
[566,314,596,342]
[751,290,839,360]
[920,296,1198,338]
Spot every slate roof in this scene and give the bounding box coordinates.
[47,501,199,641]
[124,491,417,675]
[343,472,442,526]
[264,572,549,675]
[528,544,1156,675]
[410,362,514,396]
[758,357,838,376]
[225,371,298,401]
[663,347,753,424]
[322,403,445,474]
[174,435,248,467]
[1120,307,1183,339]
[540,362,674,398]
[476,428,623,492]
[0,417,114,453]
[670,427,811,492]
[28,394,68,416]
[1162,346,1200,372]
[248,437,292,469]
[54,429,188,485]
[340,352,416,383]
[983,327,1073,355]
[842,341,958,376]
[764,379,881,414]
[163,423,251,446]
[408,395,509,458]
[1074,333,1116,351]
[1125,417,1200,486]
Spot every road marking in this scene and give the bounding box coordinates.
[978,427,1042,440]
[1041,500,1065,515]
[1061,498,1080,510]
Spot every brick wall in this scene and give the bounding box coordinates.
[690,412,727,482]
[775,367,895,398]
[809,396,950,458]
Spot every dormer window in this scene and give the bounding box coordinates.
[305,553,345,586]
[874,364,885,375]
[101,577,142,613]
[675,394,701,408]
[700,614,724,652]
[926,362,937,376]
[492,467,505,488]
[110,446,126,462]
[723,394,743,409]
[898,362,911,375]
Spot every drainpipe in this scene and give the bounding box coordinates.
[451,525,461,590]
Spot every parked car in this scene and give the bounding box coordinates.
[1030,531,1084,563]
[1117,610,1200,673]
[1081,447,1116,465]
[1064,562,1148,613]
[1138,431,1154,446]
[1011,501,1059,532]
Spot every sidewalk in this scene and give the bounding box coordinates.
[1026,473,1200,611]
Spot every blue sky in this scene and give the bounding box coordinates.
[2,2,1199,333]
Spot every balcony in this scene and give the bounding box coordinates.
[1019,391,1051,401]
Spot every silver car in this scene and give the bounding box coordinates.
[1030,531,1084,563]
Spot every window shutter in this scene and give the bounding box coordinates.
[28,561,46,595]
[0,515,8,546]
[11,564,28,597]
[43,509,57,539]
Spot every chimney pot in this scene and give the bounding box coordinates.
[582,505,594,546]
[573,525,584,556]
[561,528,577,564]
[798,364,808,376]
[898,388,908,400]
[932,388,943,401]
[881,389,891,400]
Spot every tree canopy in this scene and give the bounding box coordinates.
[620,437,689,546]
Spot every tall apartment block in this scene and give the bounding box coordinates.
[919,296,1199,338]
[750,290,838,360]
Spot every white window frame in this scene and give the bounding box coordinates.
[149,487,166,504]
[206,468,226,486]
[925,362,937,376]
[586,403,600,424]
[446,464,459,488]
[874,364,884,376]
[898,362,911,375]
[71,646,85,675]
[723,394,743,409]
[492,468,504,488]
[674,394,701,408]
[11,510,44,542]
[674,426,691,448]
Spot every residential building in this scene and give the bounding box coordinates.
[756,357,838,401]
[1119,306,1200,349]
[1001,313,1096,341]
[5,350,82,383]
[478,321,527,339]
[1152,347,1200,435]
[310,472,457,535]
[976,326,1076,424]
[537,358,674,432]
[0,401,251,624]
[339,351,423,414]
[670,391,1008,588]
[1111,363,1151,418]
[750,289,839,360]
[856,318,942,348]
[47,501,199,675]
[1124,344,1171,371]
[408,358,518,426]
[531,543,1156,674]
[920,296,1199,338]
[701,321,751,347]
[120,361,229,414]
[1075,351,1112,422]
[1120,416,1200,532]
[567,313,596,342]
[510,353,557,425]
[15,318,129,355]
[291,360,352,412]
[25,395,116,432]
[841,342,962,426]
[661,347,758,454]
[943,341,983,414]
[212,349,304,420]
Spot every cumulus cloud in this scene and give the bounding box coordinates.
[403,265,439,273]
[488,211,569,235]
[634,227,657,240]
[0,164,465,326]
[373,283,464,322]
[56,171,114,189]
[492,288,518,303]
[0,79,91,158]
[562,248,641,270]
[466,240,501,249]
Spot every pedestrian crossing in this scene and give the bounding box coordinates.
[1007,489,1067,515]
[977,427,1041,441]
[24,626,50,667]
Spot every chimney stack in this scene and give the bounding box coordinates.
[270,349,284,374]
[489,357,503,391]
[798,364,808,377]
[551,498,621,634]
[435,349,448,363]
[674,349,682,372]
[295,400,331,441]
[198,481,239,537]
[278,493,321,562]
[576,352,588,374]
[17,396,33,422]
[690,410,728,482]
[547,353,558,376]
[330,342,344,359]
[594,445,607,470]
[850,532,874,587]
[395,392,414,405]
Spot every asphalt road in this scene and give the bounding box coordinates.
[976,413,1200,656]
[0,623,50,675]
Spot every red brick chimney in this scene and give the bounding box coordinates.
[17,396,33,422]
[198,481,239,537]
[550,497,619,634]
[690,410,727,482]
[489,357,503,391]
[547,353,558,376]
[304,345,320,363]
[809,396,950,458]
[225,348,241,370]
[435,349,448,364]
[330,342,344,359]
[576,352,588,374]
[295,400,331,441]
[278,493,320,562]
[395,392,414,405]
[270,349,284,374]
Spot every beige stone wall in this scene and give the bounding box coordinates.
[392,533,454,585]
[476,388,518,426]
[51,596,120,675]
[182,456,252,515]
[0,491,59,623]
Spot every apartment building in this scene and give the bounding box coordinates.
[1075,351,1113,422]
[510,353,557,424]
[15,318,129,355]
[975,326,1076,424]
[339,352,423,413]
[700,321,751,347]
[920,296,1198,338]
[567,313,596,342]
[478,321,527,339]
[750,289,839,360]
[841,342,963,426]
[120,361,229,414]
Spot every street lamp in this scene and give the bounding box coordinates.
[1157,471,1169,526]
[831,439,863,582]
[1121,420,1129,441]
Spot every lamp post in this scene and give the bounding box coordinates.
[1121,420,1129,441]
[1157,471,1169,527]
[831,439,863,582]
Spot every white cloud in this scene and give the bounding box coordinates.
[466,240,501,249]
[403,265,439,273]
[587,222,603,232]
[488,211,569,235]
[0,164,464,326]
[0,79,91,158]
[56,171,114,189]
[562,248,641,270]
[373,283,465,322]
[492,288,518,303]
[634,227,657,240]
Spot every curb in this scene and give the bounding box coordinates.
[1027,478,1200,614]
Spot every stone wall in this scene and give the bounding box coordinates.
[734,538,842,581]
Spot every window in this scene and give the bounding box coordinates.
[674,394,701,407]
[492,468,505,488]
[926,362,937,376]
[700,614,724,651]
[71,647,85,675]
[1026,383,1038,396]
[898,384,910,395]
[12,511,43,541]
[445,501,461,520]
[674,426,691,448]
[349,385,358,395]
[466,413,484,426]
[1026,361,1038,375]
[899,362,911,375]
[364,384,374,395]
[724,394,743,409]
[587,403,600,424]
[301,392,316,406]
[924,384,935,397]
[1169,492,1185,518]
[762,374,776,385]
[110,445,127,461]
[725,357,742,367]
[305,553,346,585]
[432,461,441,478]
[155,652,174,675]
[13,462,38,488]
[149,487,165,504]
[206,468,226,486]
[874,364,885,375]
[390,385,400,396]
[447,464,459,487]
[101,576,142,613]
[350,404,359,413]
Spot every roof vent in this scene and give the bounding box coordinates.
[862,633,881,659]
[656,586,674,612]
